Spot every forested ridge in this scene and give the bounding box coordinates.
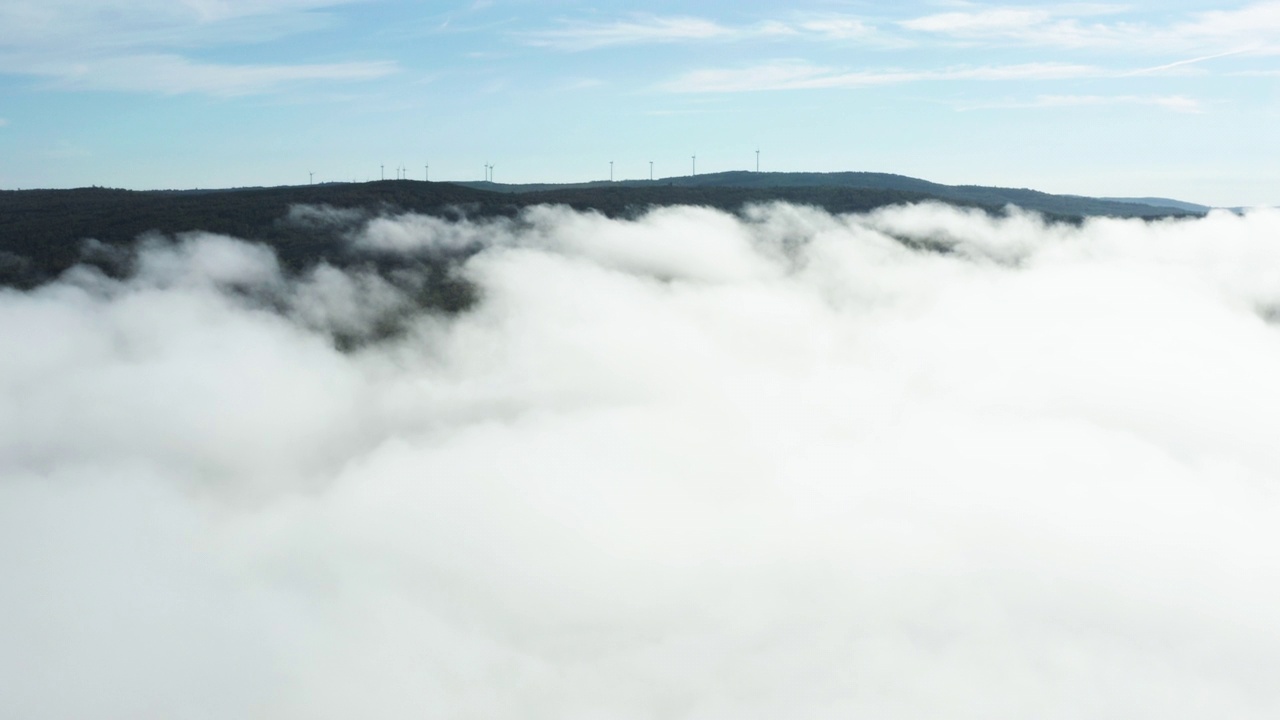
[0,177,1197,291]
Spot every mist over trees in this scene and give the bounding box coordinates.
[0,174,1199,291]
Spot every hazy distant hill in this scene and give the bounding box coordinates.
[461,170,1204,219]
[1,175,1202,290]
[1100,196,1214,213]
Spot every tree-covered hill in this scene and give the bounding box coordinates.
[0,182,506,289]
[461,170,1206,219]
[1,176,1199,291]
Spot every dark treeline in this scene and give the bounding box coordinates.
[0,178,1197,293]
[0,181,937,291]
[0,182,498,289]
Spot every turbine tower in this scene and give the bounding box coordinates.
[756,148,760,173]
[380,164,384,181]
[425,163,429,182]
[309,171,314,185]
[692,154,696,177]
[609,160,614,182]
[649,161,653,181]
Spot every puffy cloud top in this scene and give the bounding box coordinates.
[4,202,1280,718]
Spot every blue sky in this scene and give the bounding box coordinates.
[0,1,1277,205]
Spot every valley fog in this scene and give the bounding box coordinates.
[3,201,1280,718]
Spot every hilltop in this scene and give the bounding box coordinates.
[458,170,1210,219]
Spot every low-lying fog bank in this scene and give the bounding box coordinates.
[3,202,1280,719]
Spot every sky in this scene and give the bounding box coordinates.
[0,0,1278,205]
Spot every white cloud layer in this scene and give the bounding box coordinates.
[0,0,394,95]
[5,203,1280,717]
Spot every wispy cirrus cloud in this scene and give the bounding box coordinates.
[45,55,398,97]
[1175,1,1280,47]
[5,52,399,96]
[526,3,1280,56]
[902,1,1280,53]
[899,4,1127,44]
[0,0,360,48]
[659,60,1101,93]
[524,16,740,50]
[0,0,397,96]
[1122,49,1254,76]
[523,13,881,51]
[788,16,877,40]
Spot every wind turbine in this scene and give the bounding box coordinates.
[756,148,760,173]
[692,154,696,176]
[309,171,314,185]
[609,160,614,182]
[425,163,429,182]
[649,161,653,181]
[380,164,384,181]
